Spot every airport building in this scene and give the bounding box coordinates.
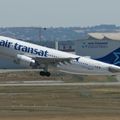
[75,33,120,59]
[39,40,75,53]
[39,33,120,58]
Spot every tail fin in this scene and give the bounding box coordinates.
[96,48,120,66]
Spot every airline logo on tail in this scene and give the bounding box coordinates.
[113,52,120,65]
[97,48,120,66]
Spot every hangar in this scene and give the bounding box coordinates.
[75,33,120,59]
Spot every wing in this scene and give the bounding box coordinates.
[34,57,75,65]
[15,54,78,68]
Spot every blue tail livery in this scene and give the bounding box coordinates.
[96,48,120,66]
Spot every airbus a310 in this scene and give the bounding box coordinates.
[0,36,120,77]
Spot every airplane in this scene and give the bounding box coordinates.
[0,36,120,77]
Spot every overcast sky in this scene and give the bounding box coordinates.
[0,0,120,27]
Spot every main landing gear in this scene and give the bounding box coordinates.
[40,71,51,77]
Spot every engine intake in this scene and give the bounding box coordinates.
[15,54,37,68]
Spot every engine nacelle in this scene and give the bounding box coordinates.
[15,54,36,68]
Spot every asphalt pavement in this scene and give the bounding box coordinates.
[0,80,119,86]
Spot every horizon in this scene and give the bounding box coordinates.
[0,24,118,28]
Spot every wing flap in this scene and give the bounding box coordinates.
[34,57,74,65]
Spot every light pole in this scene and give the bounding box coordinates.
[38,27,46,42]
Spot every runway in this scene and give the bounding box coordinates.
[0,80,120,86]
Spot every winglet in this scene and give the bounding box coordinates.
[76,57,80,61]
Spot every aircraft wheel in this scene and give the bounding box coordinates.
[40,71,45,76]
[46,72,51,77]
[40,71,51,77]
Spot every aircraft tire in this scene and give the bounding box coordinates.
[40,71,51,77]
[46,72,51,77]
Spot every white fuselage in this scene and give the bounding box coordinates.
[0,36,120,75]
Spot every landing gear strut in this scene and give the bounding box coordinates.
[40,71,51,77]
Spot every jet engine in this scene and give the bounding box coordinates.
[14,54,37,68]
